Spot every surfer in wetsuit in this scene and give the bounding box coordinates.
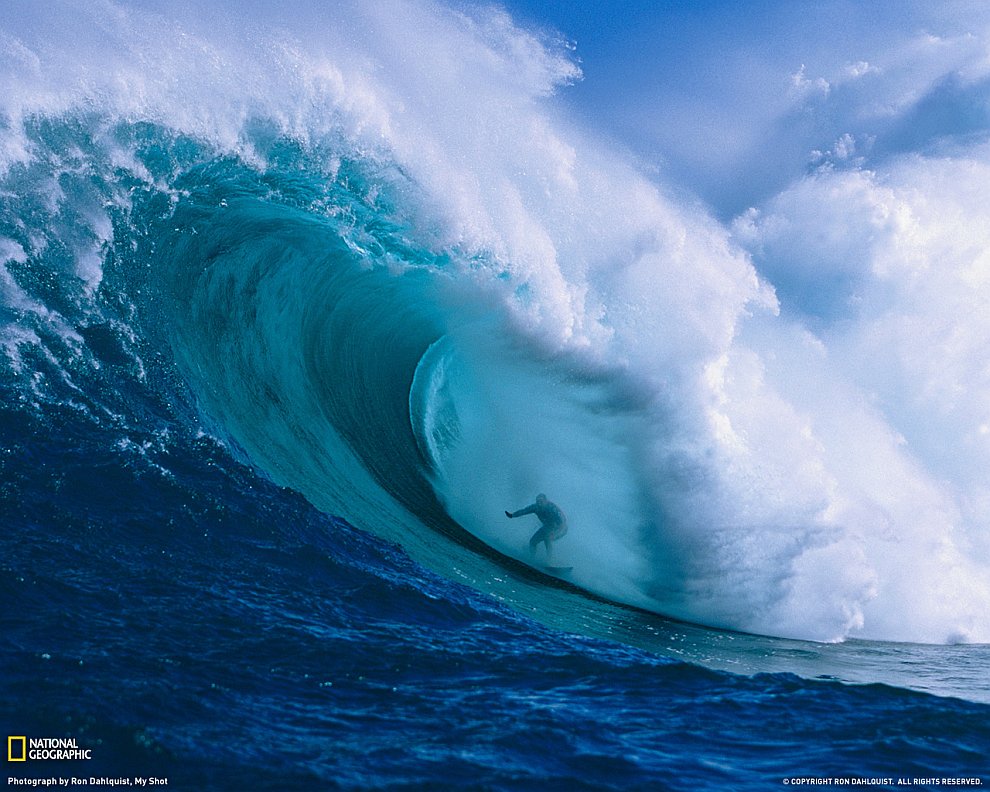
[505,494,568,561]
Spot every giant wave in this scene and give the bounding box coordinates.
[2,0,989,647]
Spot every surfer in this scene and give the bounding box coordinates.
[505,494,568,561]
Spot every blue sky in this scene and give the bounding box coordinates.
[494,1,990,217]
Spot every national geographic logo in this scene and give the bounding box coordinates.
[8,737,26,762]
[7,736,92,761]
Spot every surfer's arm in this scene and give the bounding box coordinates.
[506,504,537,519]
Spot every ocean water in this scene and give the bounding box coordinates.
[2,2,989,789]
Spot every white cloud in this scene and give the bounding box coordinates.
[790,63,831,98]
[844,60,880,79]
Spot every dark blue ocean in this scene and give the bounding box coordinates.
[3,2,990,789]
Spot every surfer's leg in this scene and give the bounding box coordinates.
[530,527,549,557]
[544,525,566,562]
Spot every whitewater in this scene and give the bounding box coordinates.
[4,0,990,655]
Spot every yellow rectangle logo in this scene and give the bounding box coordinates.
[8,735,27,761]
